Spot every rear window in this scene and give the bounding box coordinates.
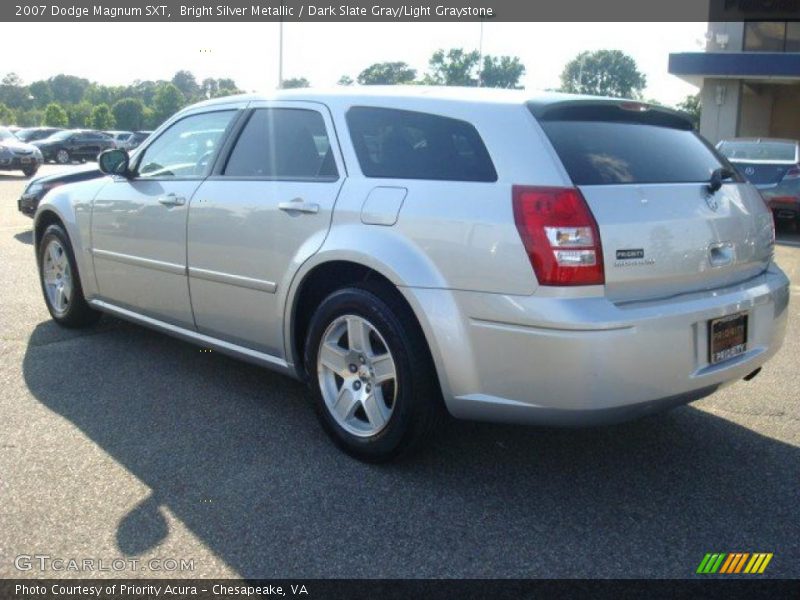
[346,107,497,182]
[717,140,797,162]
[539,120,725,186]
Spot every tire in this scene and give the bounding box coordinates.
[37,224,101,328]
[55,149,70,165]
[304,283,444,462]
[22,165,39,178]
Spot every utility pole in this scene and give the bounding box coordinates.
[278,5,284,89]
[477,20,484,87]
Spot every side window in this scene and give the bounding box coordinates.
[346,107,497,182]
[224,108,338,180]
[136,110,235,179]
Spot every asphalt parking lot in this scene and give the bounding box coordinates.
[1,164,798,579]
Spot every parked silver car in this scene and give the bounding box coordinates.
[32,88,790,461]
[0,126,43,177]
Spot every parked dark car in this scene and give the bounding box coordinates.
[126,130,153,150]
[15,127,65,143]
[717,138,800,224]
[17,164,101,217]
[32,130,115,164]
[0,126,44,177]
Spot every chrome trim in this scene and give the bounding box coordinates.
[188,267,277,293]
[89,299,292,372]
[90,248,186,276]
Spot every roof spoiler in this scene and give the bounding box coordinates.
[528,99,695,130]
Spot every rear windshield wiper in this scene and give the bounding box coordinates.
[707,167,735,194]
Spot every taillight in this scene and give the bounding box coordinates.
[512,186,604,286]
[782,165,800,181]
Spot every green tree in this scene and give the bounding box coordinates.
[153,83,185,125]
[0,72,30,109]
[337,75,354,86]
[112,98,146,131]
[281,77,310,89]
[48,74,90,105]
[44,102,68,127]
[66,102,92,128]
[560,50,646,98]
[172,70,199,101]
[28,80,53,108]
[676,93,701,130]
[0,102,13,124]
[2,72,23,87]
[424,48,480,86]
[200,78,218,99]
[142,106,157,129]
[480,55,525,89]
[215,78,240,96]
[357,62,416,85]
[90,103,115,130]
[14,108,43,127]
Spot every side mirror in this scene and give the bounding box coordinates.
[98,148,130,177]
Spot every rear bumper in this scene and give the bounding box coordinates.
[404,264,790,426]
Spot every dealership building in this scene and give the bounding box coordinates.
[669,21,800,144]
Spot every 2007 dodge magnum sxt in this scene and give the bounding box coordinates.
[33,87,790,461]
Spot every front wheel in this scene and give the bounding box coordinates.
[22,165,39,178]
[37,224,101,328]
[304,284,444,462]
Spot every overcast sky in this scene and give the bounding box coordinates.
[5,22,706,105]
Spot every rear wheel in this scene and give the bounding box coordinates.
[55,149,70,164]
[37,224,100,328]
[304,284,444,462]
[22,165,38,178]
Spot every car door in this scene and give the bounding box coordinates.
[187,102,345,357]
[76,133,95,160]
[91,108,238,327]
[64,133,80,158]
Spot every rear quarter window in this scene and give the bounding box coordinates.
[539,120,725,186]
[346,107,497,182]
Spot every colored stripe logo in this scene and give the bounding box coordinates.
[696,552,773,574]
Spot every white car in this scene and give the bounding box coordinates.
[104,130,134,150]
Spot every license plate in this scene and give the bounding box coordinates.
[709,313,748,365]
[20,157,31,164]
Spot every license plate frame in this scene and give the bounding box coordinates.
[709,312,748,365]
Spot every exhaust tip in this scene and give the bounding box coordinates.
[743,367,762,382]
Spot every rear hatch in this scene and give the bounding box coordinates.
[532,101,775,303]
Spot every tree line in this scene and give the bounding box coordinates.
[0,70,242,130]
[0,49,700,130]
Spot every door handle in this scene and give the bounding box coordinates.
[278,199,319,214]
[158,193,186,207]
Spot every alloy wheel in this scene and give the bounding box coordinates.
[42,239,72,315]
[317,314,398,437]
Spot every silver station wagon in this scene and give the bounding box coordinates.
[34,87,790,461]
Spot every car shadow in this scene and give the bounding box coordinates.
[0,172,29,181]
[21,318,800,578]
[14,230,32,245]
